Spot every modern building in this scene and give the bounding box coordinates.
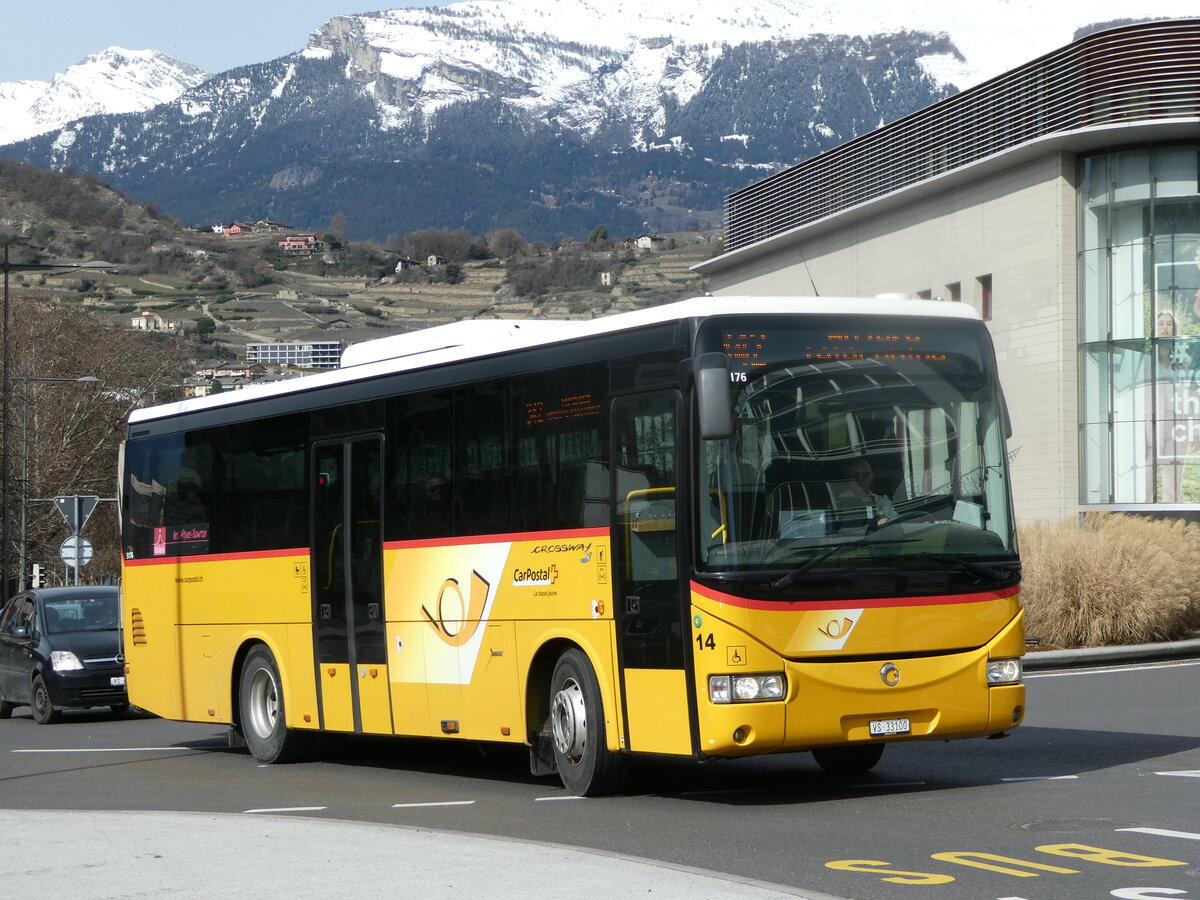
[695,18,1200,523]
[245,341,342,369]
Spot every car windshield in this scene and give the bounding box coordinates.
[695,315,1018,598]
[42,595,119,634]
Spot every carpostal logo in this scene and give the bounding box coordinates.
[513,564,559,587]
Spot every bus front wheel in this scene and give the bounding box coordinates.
[549,649,627,796]
[812,743,885,775]
[238,645,317,764]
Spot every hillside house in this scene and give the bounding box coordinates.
[279,234,320,255]
[196,363,267,380]
[634,234,666,251]
[130,310,180,333]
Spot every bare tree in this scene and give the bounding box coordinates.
[3,300,189,586]
[402,228,476,264]
[326,210,348,242]
[489,227,527,259]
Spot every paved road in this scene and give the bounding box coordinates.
[3,645,1199,899]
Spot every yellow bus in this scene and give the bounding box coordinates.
[119,297,1024,795]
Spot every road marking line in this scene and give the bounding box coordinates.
[243,807,328,814]
[1001,775,1079,782]
[12,747,201,753]
[534,795,586,801]
[1118,827,1200,841]
[1154,770,1200,778]
[392,800,476,808]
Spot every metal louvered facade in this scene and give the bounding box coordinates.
[724,18,1200,253]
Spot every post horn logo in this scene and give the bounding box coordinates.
[879,662,901,687]
[421,570,491,647]
[819,616,855,640]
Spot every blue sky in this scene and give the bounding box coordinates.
[0,2,458,83]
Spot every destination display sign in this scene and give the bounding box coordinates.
[719,326,960,369]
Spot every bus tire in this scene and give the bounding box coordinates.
[812,743,885,775]
[238,645,317,764]
[549,648,627,796]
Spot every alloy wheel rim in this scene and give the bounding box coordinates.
[550,678,587,762]
[247,668,279,739]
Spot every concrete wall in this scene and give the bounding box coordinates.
[710,153,1080,524]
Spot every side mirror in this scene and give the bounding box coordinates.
[691,352,734,440]
[10,625,28,639]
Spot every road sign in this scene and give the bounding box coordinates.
[59,536,94,567]
[54,495,99,535]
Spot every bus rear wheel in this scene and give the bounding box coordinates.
[549,648,627,796]
[238,645,317,764]
[812,743,885,775]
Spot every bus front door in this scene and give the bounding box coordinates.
[311,436,391,734]
[612,393,693,756]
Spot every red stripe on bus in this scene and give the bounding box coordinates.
[123,547,307,567]
[385,527,609,550]
[691,581,1020,611]
[124,528,611,565]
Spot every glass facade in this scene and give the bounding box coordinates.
[1080,146,1200,504]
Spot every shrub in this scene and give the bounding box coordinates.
[1019,511,1200,648]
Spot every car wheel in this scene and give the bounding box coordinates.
[31,675,61,725]
[238,645,317,763]
[0,695,14,718]
[549,648,628,796]
[811,743,885,775]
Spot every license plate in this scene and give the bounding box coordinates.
[110,676,126,687]
[869,717,910,736]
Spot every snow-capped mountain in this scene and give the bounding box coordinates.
[1,1,1197,242]
[305,0,1198,128]
[0,48,208,145]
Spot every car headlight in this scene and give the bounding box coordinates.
[986,657,1022,685]
[709,673,786,704]
[51,650,84,672]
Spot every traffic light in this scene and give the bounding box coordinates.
[30,563,46,589]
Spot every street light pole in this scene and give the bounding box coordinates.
[1,243,115,600]
[16,372,100,591]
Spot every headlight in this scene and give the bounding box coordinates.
[986,658,1022,685]
[710,673,786,704]
[51,650,84,672]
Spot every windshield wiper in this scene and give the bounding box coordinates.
[911,552,1020,582]
[771,538,915,591]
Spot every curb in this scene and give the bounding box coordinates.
[1023,637,1200,670]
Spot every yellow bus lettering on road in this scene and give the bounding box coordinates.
[930,851,1078,876]
[824,860,955,885]
[1035,844,1189,868]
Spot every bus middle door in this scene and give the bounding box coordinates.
[311,436,391,734]
[612,392,693,756]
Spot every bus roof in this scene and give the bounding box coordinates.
[128,295,984,425]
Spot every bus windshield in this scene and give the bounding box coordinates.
[696,315,1018,596]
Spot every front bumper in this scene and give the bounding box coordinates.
[45,666,128,709]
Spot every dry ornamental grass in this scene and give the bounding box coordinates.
[1019,511,1200,649]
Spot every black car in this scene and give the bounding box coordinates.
[0,586,127,723]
